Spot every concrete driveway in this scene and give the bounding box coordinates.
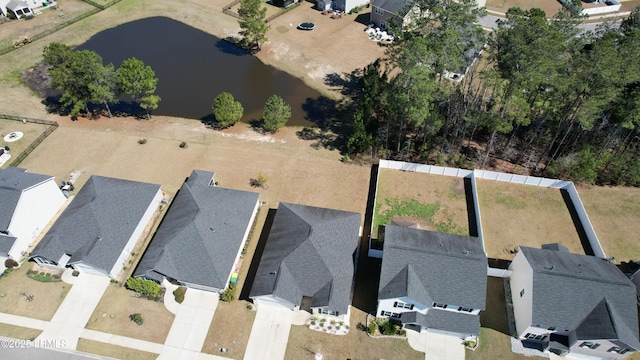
[407,330,466,360]
[36,272,110,350]
[244,305,294,360]
[159,288,220,359]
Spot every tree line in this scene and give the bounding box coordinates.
[43,43,161,120]
[346,0,640,186]
[212,91,292,132]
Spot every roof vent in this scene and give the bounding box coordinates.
[544,265,554,270]
[269,271,277,275]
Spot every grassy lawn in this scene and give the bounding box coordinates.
[0,323,42,340]
[285,307,423,360]
[202,300,256,359]
[0,264,70,321]
[0,119,52,169]
[578,185,640,262]
[76,338,158,360]
[373,169,470,238]
[468,277,530,360]
[85,284,174,344]
[477,180,584,260]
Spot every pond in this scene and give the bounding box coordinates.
[76,16,334,127]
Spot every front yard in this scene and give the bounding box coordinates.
[284,307,423,360]
[76,338,158,360]
[85,284,174,344]
[202,299,256,359]
[0,263,70,321]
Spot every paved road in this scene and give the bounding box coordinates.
[244,305,294,360]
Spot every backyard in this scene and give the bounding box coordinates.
[0,118,53,168]
[0,263,70,321]
[373,169,470,238]
[84,284,175,344]
[476,179,584,260]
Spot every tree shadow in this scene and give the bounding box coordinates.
[215,38,249,56]
[323,69,362,99]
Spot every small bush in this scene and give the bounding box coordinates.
[311,319,317,326]
[45,273,51,277]
[138,138,147,144]
[173,287,186,304]
[4,259,18,268]
[179,141,187,148]
[27,269,34,275]
[220,284,236,302]
[129,313,143,325]
[52,274,60,280]
[72,270,79,277]
[368,322,377,335]
[39,272,45,276]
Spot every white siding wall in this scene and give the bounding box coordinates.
[253,295,296,310]
[8,179,66,260]
[108,188,163,277]
[74,263,109,277]
[221,198,259,290]
[509,251,534,336]
[377,297,428,317]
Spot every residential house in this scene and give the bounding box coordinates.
[0,0,35,18]
[509,244,640,359]
[377,225,487,339]
[369,0,411,29]
[250,202,361,322]
[316,0,370,12]
[0,167,66,263]
[31,175,162,278]
[134,170,260,293]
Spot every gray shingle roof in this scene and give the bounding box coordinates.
[134,170,259,290]
[372,0,411,16]
[521,246,640,350]
[379,225,487,310]
[250,203,361,314]
[0,234,17,255]
[31,176,161,274]
[0,167,53,231]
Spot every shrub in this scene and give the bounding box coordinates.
[39,272,45,276]
[72,270,79,277]
[129,313,143,325]
[4,259,18,268]
[250,172,268,188]
[220,284,236,302]
[126,277,160,298]
[368,322,377,335]
[138,138,147,144]
[179,141,187,148]
[52,274,60,280]
[173,287,186,304]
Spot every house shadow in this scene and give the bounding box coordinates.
[463,176,479,238]
[239,208,277,301]
[351,164,381,313]
[481,276,511,336]
[560,189,594,256]
[354,12,370,26]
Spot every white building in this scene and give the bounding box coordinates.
[0,167,66,263]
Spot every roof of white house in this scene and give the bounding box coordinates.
[250,203,361,314]
[378,225,487,334]
[521,245,640,349]
[133,170,259,290]
[31,175,161,274]
[0,167,54,232]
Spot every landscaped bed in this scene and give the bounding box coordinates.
[85,284,174,344]
[476,179,584,260]
[373,168,470,238]
[0,264,71,321]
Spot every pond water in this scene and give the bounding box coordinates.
[77,16,333,127]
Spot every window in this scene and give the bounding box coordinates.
[520,289,525,297]
[459,307,473,313]
[380,20,386,29]
[608,347,629,354]
[374,7,383,15]
[547,327,556,331]
[319,309,337,316]
[394,301,414,310]
[580,342,600,350]
[381,311,401,318]
[433,303,448,309]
